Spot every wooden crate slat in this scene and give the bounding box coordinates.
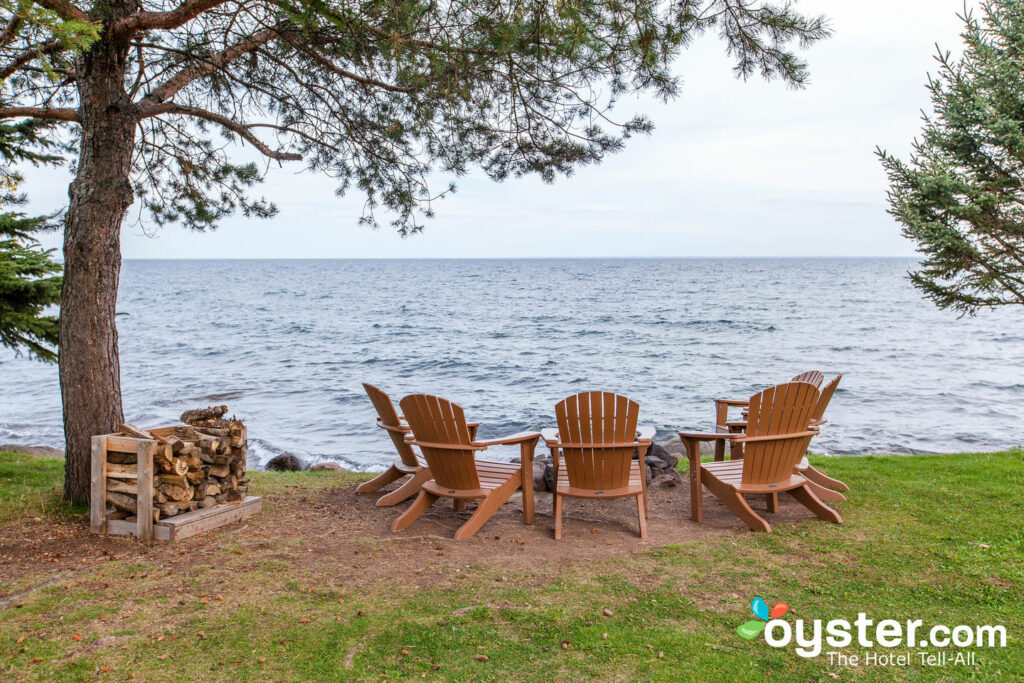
[159,496,262,541]
[90,436,107,534]
[107,518,172,541]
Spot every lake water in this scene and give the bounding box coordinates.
[2,258,1022,470]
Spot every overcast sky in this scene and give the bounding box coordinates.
[24,0,971,259]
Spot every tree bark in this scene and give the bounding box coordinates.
[60,11,138,503]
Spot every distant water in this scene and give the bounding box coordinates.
[2,258,1023,470]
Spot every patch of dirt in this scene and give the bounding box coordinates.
[0,475,828,597]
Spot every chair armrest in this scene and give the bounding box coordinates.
[636,426,656,442]
[678,431,739,442]
[541,427,560,445]
[474,431,542,447]
[714,399,749,407]
[377,418,410,434]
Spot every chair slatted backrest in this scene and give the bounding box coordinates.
[791,370,825,388]
[363,383,419,468]
[792,374,843,456]
[742,382,820,486]
[555,391,639,491]
[399,394,480,491]
[811,374,842,424]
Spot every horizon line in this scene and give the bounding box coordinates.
[108,255,920,261]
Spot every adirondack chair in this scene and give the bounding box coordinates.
[391,394,540,540]
[356,383,479,507]
[541,392,654,540]
[680,382,842,532]
[712,371,826,460]
[711,374,849,501]
[795,374,849,497]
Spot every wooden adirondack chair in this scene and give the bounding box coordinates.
[795,374,849,497]
[356,383,479,507]
[680,382,842,532]
[711,374,849,501]
[391,394,540,540]
[542,392,654,540]
[712,371,826,460]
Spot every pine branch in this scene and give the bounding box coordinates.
[144,102,303,161]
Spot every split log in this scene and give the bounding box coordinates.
[106,492,160,521]
[106,478,152,496]
[156,503,181,516]
[158,483,192,502]
[208,464,230,478]
[157,473,190,488]
[119,423,167,444]
[174,426,198,439]
[195,426,231,437]
[180,405,228,424]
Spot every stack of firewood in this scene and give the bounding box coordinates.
[106,405,249,520]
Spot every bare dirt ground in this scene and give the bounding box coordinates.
[0,474,820,596]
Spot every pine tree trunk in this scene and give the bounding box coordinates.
[60,22,137,503]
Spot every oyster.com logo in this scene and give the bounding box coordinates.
[734,595,1007,666]
[737,596,789,640]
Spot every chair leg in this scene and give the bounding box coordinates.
[635,493,648,540]
[789,485,843,524]
[684,439,703,523]
[355,465,404,495]
[804,479,846,502]
[375,468,431,507]
[766,492,778,513]
[553,493,564,540]
[391,491,438,532]
[803,465,850,492]
[454,499,466,512]
[703,474,770,532]
[453,476,519,541]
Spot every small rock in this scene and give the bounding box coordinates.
[543,462,555,492]
[265,454,305,471]
[309,462,342,471]
[645,455,668,469]
[651,470,683,487]
[648,443,679,469]
[474,654,489,661]
[532,461,548,492]
[602,608,613,617]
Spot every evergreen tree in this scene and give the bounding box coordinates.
[879,1,1024,313]
[0,168,61,362]
[0,0,831,502]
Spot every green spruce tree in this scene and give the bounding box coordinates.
[0,167,61,362]
[879,0,1024,313]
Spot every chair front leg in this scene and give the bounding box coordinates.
[638,441,650,514]
[682,437,703,523]
[519,437,539,525]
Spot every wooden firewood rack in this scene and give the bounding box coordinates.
[90,427,261,541]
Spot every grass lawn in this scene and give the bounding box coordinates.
[0,449,1021,681]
